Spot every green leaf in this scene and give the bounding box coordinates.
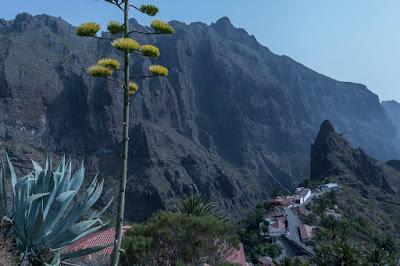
[44,252,60,266]
[61,243,113,260]
[6,153,17,196]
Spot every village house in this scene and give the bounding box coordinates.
[295,187,311,204]
[266,209,287,237]
[268,187,312,208]
[299,224,314,245]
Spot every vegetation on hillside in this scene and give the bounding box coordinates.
[307,191,400,265]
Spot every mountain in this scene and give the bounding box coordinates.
[0,13,399,221]
[382,100,400,143]
[311,120,400,236]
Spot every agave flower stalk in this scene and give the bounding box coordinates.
[76,1,174,265]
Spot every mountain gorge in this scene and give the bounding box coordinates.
[0,13,399,221]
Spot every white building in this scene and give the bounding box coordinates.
[295,187,311,204]
[321,183,339,191]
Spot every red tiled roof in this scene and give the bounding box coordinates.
[64,226,131,258]
[227,243,247,266]
[299,224,313,241]
[271,220,285,231]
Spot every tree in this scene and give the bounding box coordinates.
[250,243,282,263]
[122,211,239,265]
[366,248,391,266]
[75,1,173,265]
[275,257,310,266]
[174,195,223,219]
[316,241,362,266]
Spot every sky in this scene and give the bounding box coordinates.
[2,0,400,101]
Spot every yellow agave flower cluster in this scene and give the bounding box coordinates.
[140,45,160,58]
[128,82,139,96]
[149,65,169,76]
[88,58,120,78]
[139,4,159,16]
[107,21,124,35]
[151,20,174,34]
[112,38,140,53]
[76,22,101,37]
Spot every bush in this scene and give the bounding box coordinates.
[250,243,282,263]
[122,211,239,265]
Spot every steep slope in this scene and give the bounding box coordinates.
[382,100,400,145]
[0,13,399,221]
[311,120,400,235]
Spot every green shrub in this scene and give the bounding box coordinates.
[122,211,239,265]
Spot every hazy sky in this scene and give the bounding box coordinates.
[2,0,400,101]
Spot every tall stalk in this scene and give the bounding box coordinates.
[111,0,130,264]
[75,1,174,265]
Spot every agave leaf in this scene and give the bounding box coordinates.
[89,196,113,220]
[68,162,84,192]
[61,243,112,260]
[44,191,77,234]
[6,154,17,197]
[86,179,104,210]
[52,222,108,250]
[44,172,61,218]
[52,178,104,235]
[25,193,50,205]
[26,200,45,244]
[44,252,60,266]
[32,160,43,179]
[0,161,7,214]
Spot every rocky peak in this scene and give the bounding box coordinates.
[316,119,335,140]
[311,121,400,195]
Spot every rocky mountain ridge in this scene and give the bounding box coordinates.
[0,13,399,221]
[311,120,400,235]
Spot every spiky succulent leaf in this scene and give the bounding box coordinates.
[139,4,159,16]
[0,161,7,216]
[112,37,140,52]
[76,22,100,37]
[140,44,160,58]
[107,20,124,34]
[61,243,113,260]
[6,154,17,196]
[44,252,60,266]
[89,196,113,220]
[149,65,169,76]
[151,19,174,34]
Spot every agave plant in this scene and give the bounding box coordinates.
[0,155,112,264]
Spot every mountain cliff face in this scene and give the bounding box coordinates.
[311,120,400,235]
[0,13,399,221]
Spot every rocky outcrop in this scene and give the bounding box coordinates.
[0,13,399,221]
[311,120,400,194]
[310,120,400,235]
